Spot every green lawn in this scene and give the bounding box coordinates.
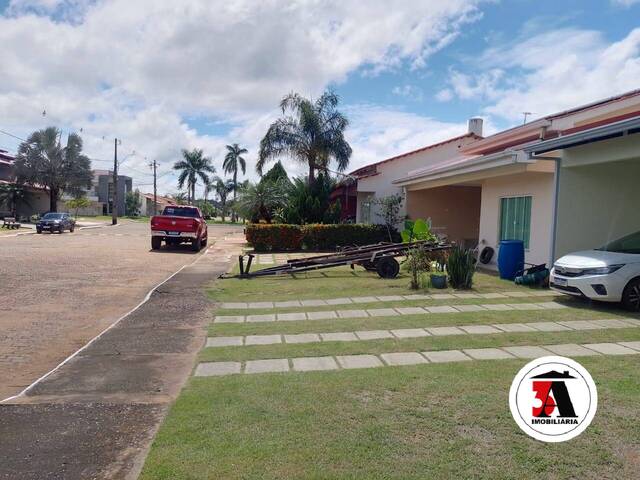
[142,357,640,479]
[209,266,527,303]
[141,267,640,479]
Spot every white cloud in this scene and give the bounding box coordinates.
[345,105,481,171]
[441,27,640,123]
[392,84,425,101]
[435,88,453,102]
[610,0,640,6]
[0,0,485,194]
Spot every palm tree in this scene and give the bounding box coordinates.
[237,180,287,224]
[15,127,92,212]
[212,177,234,222]
[173,148,215,204]
[257,90,352,185]
[223,143,248,222]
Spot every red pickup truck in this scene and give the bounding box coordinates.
[150,205,208,251]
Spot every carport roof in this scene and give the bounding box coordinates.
[524,115,640,155]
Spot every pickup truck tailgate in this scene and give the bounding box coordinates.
[151,216,199,231]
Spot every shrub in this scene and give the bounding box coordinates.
[245,223,398,251]
[302,224,397,250]
[245,224,303,251]
[447,245,475,289]
[405,246,431,289]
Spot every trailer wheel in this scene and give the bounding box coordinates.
[376,257,400,279]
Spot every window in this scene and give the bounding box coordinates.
[360,199,372,224]
[499,196,532,249]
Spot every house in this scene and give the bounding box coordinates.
[0,149,49,218]
[351,119,484,245]
[139,193,176,216]
[524,114,640,262]
[391,88,640,268]
[328,178,358,222]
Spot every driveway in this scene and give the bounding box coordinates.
[0,221,242,400]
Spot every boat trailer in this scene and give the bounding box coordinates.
[226,240,451,279]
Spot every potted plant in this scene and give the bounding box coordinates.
[429,250,448,289]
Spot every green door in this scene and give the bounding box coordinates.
[499,196,532,248]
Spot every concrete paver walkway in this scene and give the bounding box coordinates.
[206,317,640,348]
[195,341,640,376]
[220,290,555,310]
[214,301,567,323]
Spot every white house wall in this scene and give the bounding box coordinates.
[555,152,640,258]
[356,136,478,223]
[478,171,554,269]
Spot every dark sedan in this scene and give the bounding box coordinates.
[36,213,76,234]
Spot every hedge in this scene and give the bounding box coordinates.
[245,223,399,251]
[245,224,304,251]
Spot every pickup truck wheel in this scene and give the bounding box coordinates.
[151,237,162,250]
[192,237,202,252]
[36,228,42,234]
[201,237,208,247]
[70,226,75,233]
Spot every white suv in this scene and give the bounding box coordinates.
[550,230,640,311]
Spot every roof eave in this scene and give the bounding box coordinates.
[524,116,640,155]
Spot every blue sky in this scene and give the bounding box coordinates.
[1,0,639,193]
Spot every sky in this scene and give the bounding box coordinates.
[1,0,639,196]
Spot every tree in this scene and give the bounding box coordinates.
[373,193,404,242]
[171,192,188,205]
[173,148,215,204]
[260,160,290,186]
[223,143,247,222]
[213,177,234,222]
[14,127,92,212]
[0,184,30,216]
[237,180,287,224]
[66,196,91,218]
[257,90,352,185]
[125,189,142,216]
[283,173,338,224]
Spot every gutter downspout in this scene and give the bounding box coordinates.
[528,153,562,266]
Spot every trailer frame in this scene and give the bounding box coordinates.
[225,240,451,279]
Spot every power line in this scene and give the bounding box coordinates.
[0,129,26,142]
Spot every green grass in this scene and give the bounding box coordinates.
[199,328,640,362]
[210,267,538,303]
[140,265,640,479]
[141,356,640,479]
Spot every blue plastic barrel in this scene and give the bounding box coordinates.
[498,240,525,280]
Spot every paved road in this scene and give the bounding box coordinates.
[0,221,241,400]
[0,222,245,479]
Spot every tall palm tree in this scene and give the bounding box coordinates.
[212,176,234,222]
[173,148,215,204]
[223,143,247,222]
[257,90,352,185]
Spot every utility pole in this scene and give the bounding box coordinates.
[149,159,158,216]
[112,138,118,225]
[522,112,532,125]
